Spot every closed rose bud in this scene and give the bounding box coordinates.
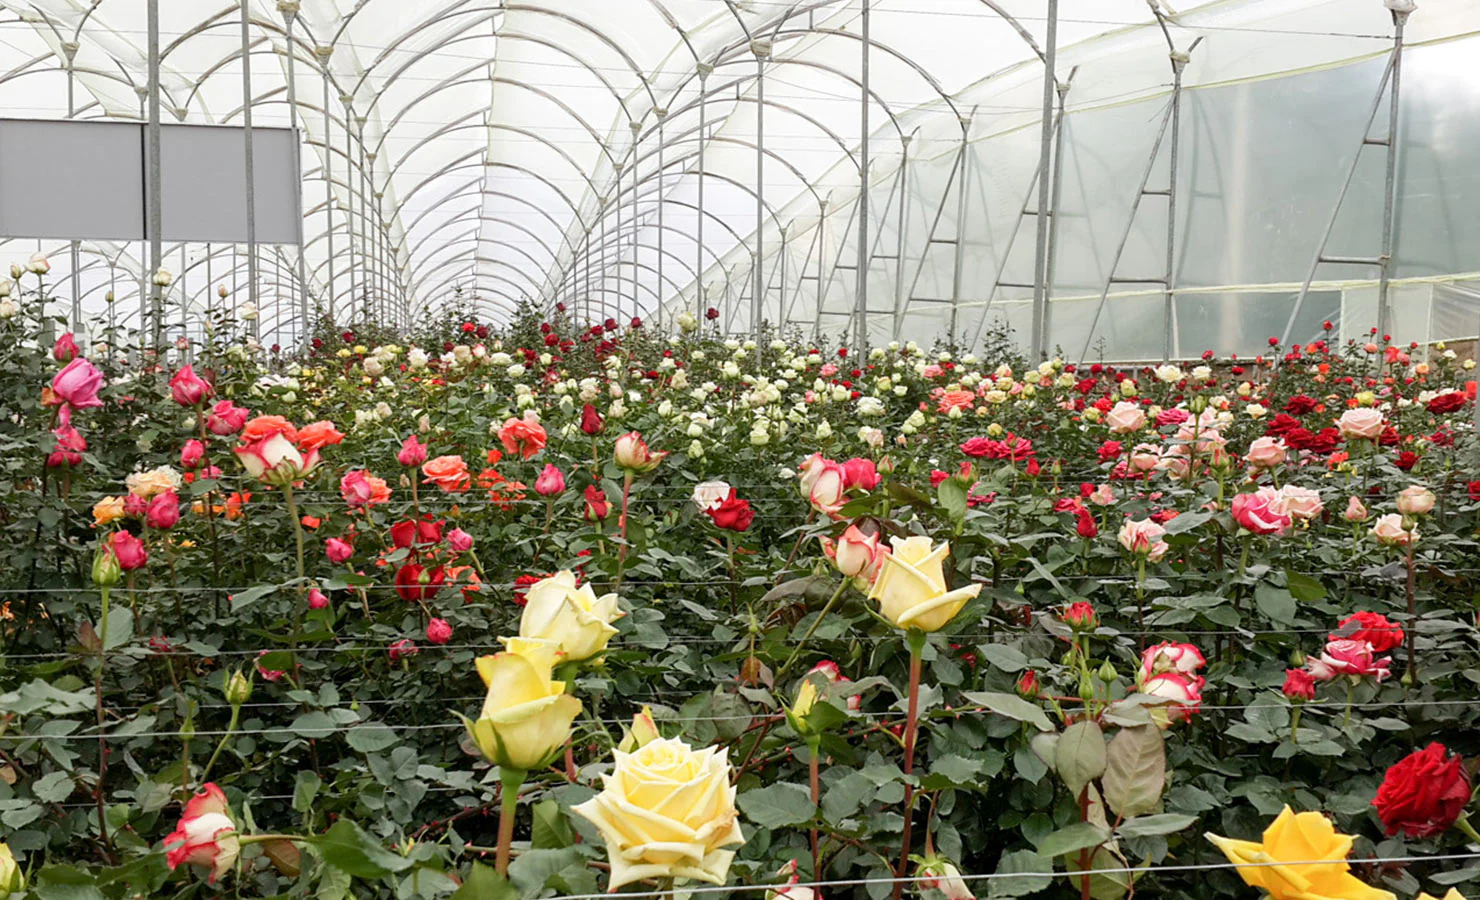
[1016,669,1040,698]
[307,588,329,610]
[92,543,122,587]
[146,490,181,530]
[1343,496,1368,522]
[397,434,428,467]
[169,364,213,407]
[53,332,79,363]
[222,669,253,706]
[447,528,473,553]
[325,536,353,563]
[180,439,205,470]
[1396,485,1435,516]
[534,463,566,497]
[1282,668,1315,701]
[426,617,453,644]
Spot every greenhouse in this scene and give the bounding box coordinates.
[1,1,1480,899]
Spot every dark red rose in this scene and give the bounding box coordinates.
[1427,392,1467,414]
[580,404,604,436]
[1264,413,1302,438]
[1283,395,1319,415]
[706,489,754,532]
[584,484,609,521]
[1097,441,1123,462]
[389,520,418,549]
[1374,743,1470,838]
[1332,611,1405,652]
[394,563,445,602]
[960,437,992,458]
[1394,450,1419,471]
[417,518,444,545]
[1469,480,1480,502]
[1378,425,1400,447]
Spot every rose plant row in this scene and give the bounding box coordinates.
[0,263,1479,899]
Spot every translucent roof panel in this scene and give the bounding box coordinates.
[0,0,1475,350]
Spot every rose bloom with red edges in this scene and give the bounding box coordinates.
[1332,611,1405,653]
[1373,742,1471,838]
[1282,668,1315,701]
[165,783,240,884]
[705,488,754,532]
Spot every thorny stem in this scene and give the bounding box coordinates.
[892,643,923,900]
[94,585,114,858]
[496,767,527,877]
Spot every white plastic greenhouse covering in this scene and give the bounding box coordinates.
[1,0,1478,360]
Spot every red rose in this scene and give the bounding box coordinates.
[959,437,992,458]
[389,520,417,549]
[584,484,610,521]
[706,489,754,532]
[394,563,445,602]
[1281,668,1315,701]
[1469,480,1480,502]
[580,403,604,436]
[1426,392,1467,414]
[1394,450,1420,471]
[1332,611,1405,653]
[1283,394,1319,415]
[1373,743,1470,838]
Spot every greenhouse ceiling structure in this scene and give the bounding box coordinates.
[1,0,1478,360]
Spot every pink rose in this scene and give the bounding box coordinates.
[146,491,181,530]
[1277,485,1323,521]
[842,457,880,491]
[1128,444,1161,472]
[206,401,249,436]
[1117,518,1168,562]
[807,459,848,519]
[1370,513,1417,547]
[1106,401,1146,434]
[325,537,353,564]
[1307,638,1391,681]
[447,528,473,553]
[397,434,428,467]
[164,783,240,883]
[180,439,205,470]
[50,358,105,409]
[1396,485,1435,516]
[426,618,453,645]
[307,588,330,610]
[1140,641,1206,680]
[534,463,566,497]
[1140,673,1204,727]
[169,364,213,407]
[833,524,888,583]
[1245,436,1286,469]
[1231,487,1291,536]
[1337,407,1384,440]
[1343,496,1369,522]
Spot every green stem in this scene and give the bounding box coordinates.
[282,483,307,665]
[496,767,527,876]
[200,704,242,785]
[1290,705,1301,745]
[778,579,850,680]
[1344,679,1354,730]
[94,585,112,856]
[1455,813,1480,846]
[892,638,924,900]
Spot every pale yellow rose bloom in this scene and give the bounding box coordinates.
[573,737,746,890]
[0,842,22,897]
[617,706,661,753]
[1418,892,1467,900]
[518,571,623,662]
[126,465,182,499]
[462,639,581,772]
[867,536,981,632]
[1205,806,1395,900]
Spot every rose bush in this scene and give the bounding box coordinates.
[0,274,1478,898]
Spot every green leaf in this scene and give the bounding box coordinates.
[989,849,1055,899]
[230,583,278,612]
[1034,822,1110,859]
[760,575,835,608]
[293,771,322,813]
[922,754,989,790]
[938,478,968,523]
[346,722,398,752]
[737,782,816,828]
[532,798,575,849]
[1163,510,1212,535]
[509,848,586,895]
[318,819,413,880]
[452,862,517,900]
[33,863,106,900]
[965,691,1054,732]
[1055,721,1107,798]
[99,606,133,652]
[33,770,74,803]
[290,711,337,740]
[1284,570,1326,602]
[1116,813,1197,838]
[1254,585,1297,625]
[1101,724,1165,818]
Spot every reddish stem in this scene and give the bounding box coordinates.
[810,746,821,879]
[892,649,923,900]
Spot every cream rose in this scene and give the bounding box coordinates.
[1371,513,1417,546]
[1105,401,1146,434]
[1245,436,1286,470]
[517,571,623,662]
[463,639,582,771]
[1277,485,1324,521]
[1396,485,1435,516]
[1337,407,1384,440]
[573,736,746,889]
[868,536,981,632]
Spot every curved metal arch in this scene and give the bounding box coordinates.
[420,266,532,311]
[406,215,552,288]
[554,237,697,306]
[503,3,658,109]
[347,8,498,101]
[765,26,964,123]
[387,118,601,203]
[408,208,557,277]
[654,74,859,168]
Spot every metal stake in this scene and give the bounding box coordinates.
[854,0,870,350]
[754,43,768,339]
[1029,0,1058,360]
[240,0,259,332]
[146,0,163,346]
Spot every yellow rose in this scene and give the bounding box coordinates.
[1205,806,1395,900]
[126,465,182,499]
[617,706,661,753]
[517,571,623,662]
[92,496,126,527]
[0,842,22,897]
[462,639,581,772]
[1419,892,1467,900]
[573,736,745,889]
[868,536,981,632]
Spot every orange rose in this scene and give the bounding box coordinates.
[296,420,345,451]
[422,455,471,492]
[240,415,296,444]
[498,415,547,460]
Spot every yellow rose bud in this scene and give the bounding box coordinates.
[462,640,581,772]
[515,571,624,663]
[867,536,982,633]
[573,737,745,889]
[1206,807,1395,900]
[617,706,661,753]
[0,842,23,897]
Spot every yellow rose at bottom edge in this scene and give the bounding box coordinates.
[1205,806,1395,900]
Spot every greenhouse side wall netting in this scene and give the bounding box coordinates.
[2,1,1478,358]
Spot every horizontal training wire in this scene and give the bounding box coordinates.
[15,696,1477,743]
[533,853,1480,900]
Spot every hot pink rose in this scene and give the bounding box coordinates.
[1306,638,1391,681]
[534,463,566,497]
[842,457,880,491]
[53,332,79,362]
[447,528,473,553]
[426,618,453,645]
[180,439,205,470]
[1231,487,1291,535]
[325,536,353,564]
[169,364,213,407]
[206,401,249,436]
[146,490,181,530]
[46,424,86,468]
[307,588,330,610]
[110,530,148,570]
[398,433,429,467]
[50,358,104,409]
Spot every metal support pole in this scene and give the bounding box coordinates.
[63,42,82,332]
[343,101,355,318]
[1029,0,1058,361]
[1376,5,1409,340]
[146,0,163,346]
[631,120,642,322]
[1042,77,1073,355]
[892,135,911,338]
[280,2,309,344]
[696,66,710,322]
[854,0,870,350]
[1163,50,1189,363]
[656,107,666,330]
[754,43,769,338]
[948,128,970,341]
[320,57,334,324]
[240,0,259,331]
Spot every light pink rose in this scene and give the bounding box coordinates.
[1118,518,1168,562]
[1277,485,1324,521]
[1370,513,1417,546]
[1343,496,1369,522]
[1129,444,1161,472]
[1140,641,1207,680]
[1140,672,1204,727]
[1106,401,1146,434]
[1396,485,1435,516]
[1245,436,1286,469]
[1337,407,1385,440]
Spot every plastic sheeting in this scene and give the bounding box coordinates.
[0,0,1476,357]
